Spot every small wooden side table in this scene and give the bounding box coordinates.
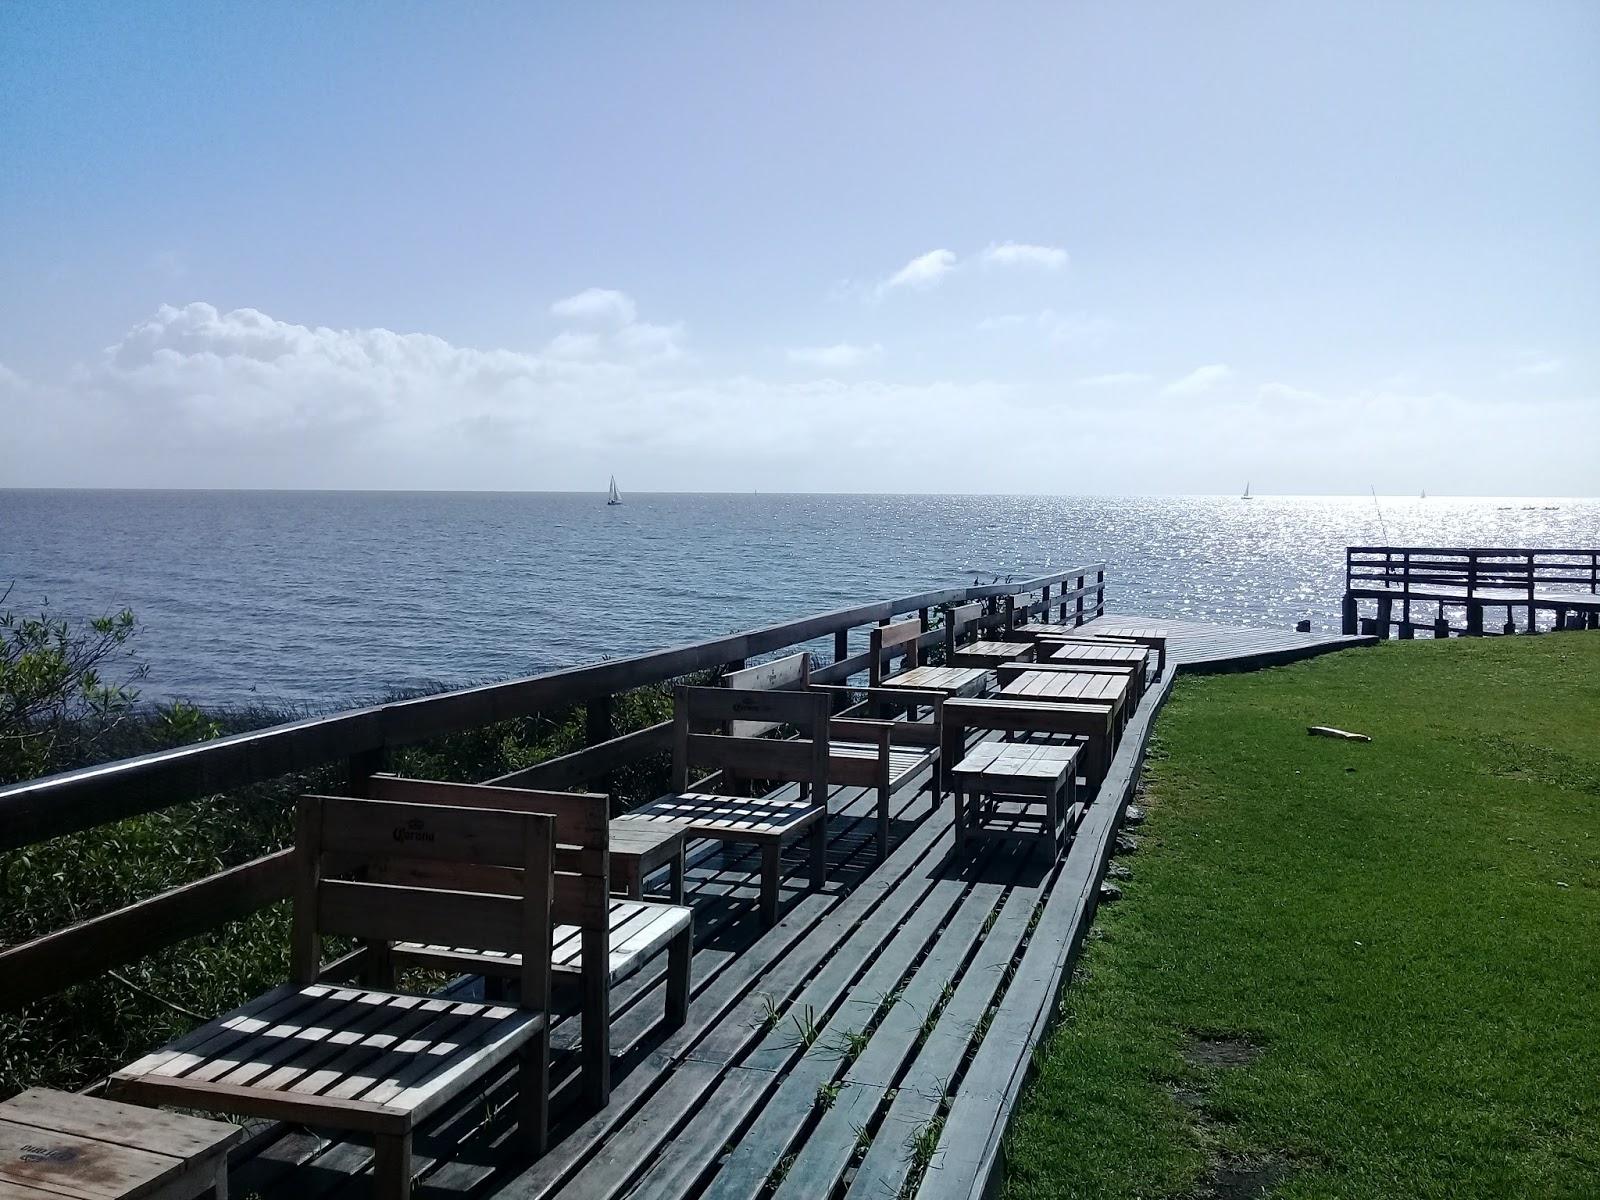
[0,1088,240,1200]
[950,742,1080,854]
[610,818,686,903]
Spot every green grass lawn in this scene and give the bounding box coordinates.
[1001,633,1600,1200]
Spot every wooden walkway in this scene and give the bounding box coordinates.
[1076,611,1375,673]
[217,615,1364,1200]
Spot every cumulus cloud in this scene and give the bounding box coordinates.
[877,249,957,297]
[1078,372,1152,387]
[787,343,883,370]
[980,242,1068,270]
[1163,364,1234,396]
[549,287,637,327]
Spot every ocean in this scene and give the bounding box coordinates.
[2,490,1595,709]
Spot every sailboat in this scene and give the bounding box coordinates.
[1241,481,1252,500]
[606,475,622,506]
[1420,489,1427,500]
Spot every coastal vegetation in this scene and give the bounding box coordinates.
[0,598,686,1094]
[1002,634,1600,1199]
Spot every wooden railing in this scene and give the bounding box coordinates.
[0,566,1106,1011]
[1342,546,1599,637]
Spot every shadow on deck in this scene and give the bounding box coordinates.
[226,615,1366,1200]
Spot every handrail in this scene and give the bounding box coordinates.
[0,567,1103,852]
[1342,546,1598,637]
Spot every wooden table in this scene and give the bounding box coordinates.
[878,663,989,698]
[941,698,1118,792]
[1047,642,1151,702]
[0,1088,240,1200]
[950,742,1080,853]
[609,818,686,903]
[1087,624,1169,673]
[948,640,1036,670]
[999,669,1130,736]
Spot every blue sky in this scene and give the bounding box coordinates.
[2,2,1596,494]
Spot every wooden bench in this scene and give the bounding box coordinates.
[109,795,554,1200]
[0,1088,240,1200]
[944,601,1037,670]
[870,616,988,706]
[620,686,830,927]
[725,652,940,859]
[362,776,692,1109]
[940,696,1117,793]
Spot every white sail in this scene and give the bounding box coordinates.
[1242,481,1251,499]
[607,475,621,505]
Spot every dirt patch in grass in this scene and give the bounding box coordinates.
[1182,1033,1263,1070]
[1186,1155,1296,1200]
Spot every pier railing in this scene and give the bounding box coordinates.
[1342,546,1599,637]
[0,566,1105,1012]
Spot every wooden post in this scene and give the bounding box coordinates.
[1074,574,1085,625]
[1041,584,1051,620]
[1341,593,1358,635]
[586,695,614,800]
[1096,568,1105,617]
[1375,596,1393,640]
[344,747,386,798]
[1466,601,1484,637]
[1433,616,1449,638]
[834,629,849,664]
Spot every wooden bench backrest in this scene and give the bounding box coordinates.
[869,618,923,686]
[364,776,609,921]
[723,652,812,736]
[672,684,830,794]
[292,794,553,1008]
[944,601,984,656]
[942,697,1104,737]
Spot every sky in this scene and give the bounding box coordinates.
[1,2,1596,495]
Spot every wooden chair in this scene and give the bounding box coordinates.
[109,795,554,1200]
[725,652,939,858]
[943,601,1036,670]
[361,776,692,1109]
[620,686,830,927]
[869,617,988,709]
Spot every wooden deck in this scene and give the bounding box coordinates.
[148,612,1367,1200]
[1074,611,1375,673]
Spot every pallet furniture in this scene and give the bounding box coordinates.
[996,663,1136,735]
[621,686,831,927]
[941,696,1118,793]
[724,653,939,859]
[109,795,555,1200]
[607,819,686,903]
[943,601,1036,670]
[1046,641,1151,702]
[950,741,1080,853]
[869,616,988,702]
[362,776,692,1107]
[0,1088,241,1200]
[1084,623,1169,673]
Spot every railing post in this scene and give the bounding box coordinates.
[1341,592,1358,635]
[1074,573,1085,625]
[1375,596,1393,639]
[1041,584,1051,621]
[345,746,387,797]
[586,695,615,801]
[834,629,849,664]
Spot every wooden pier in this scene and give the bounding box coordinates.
[0,570,1374,1200]
[1342,546,1600,638]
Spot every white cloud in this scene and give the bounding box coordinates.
[1163,364,1234,396]
[977,309,1112,348]
[1507,354,1563,378]
[980,242,1069,270]
[877,249,957,297]
[1258,381,1320,403]
[787,343,883,370]
[550,287,637,327]
[1078,372,1151,387]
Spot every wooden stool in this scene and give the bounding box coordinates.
[609,818,686,902]
[0,1088,240,1200]
[950,742,1080,854]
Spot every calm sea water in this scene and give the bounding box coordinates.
[2,490,1595,709]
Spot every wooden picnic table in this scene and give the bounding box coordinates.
[608,818,686,903]
[998,668,1131,736]
[1087,624,1169,672]
[0,1088,240,1200]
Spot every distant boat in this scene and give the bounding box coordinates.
[607,475,622,506]
[1241,481,1252,500]
[1420,489,1427,500]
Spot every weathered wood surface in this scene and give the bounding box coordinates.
[1074,611,1374,673]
